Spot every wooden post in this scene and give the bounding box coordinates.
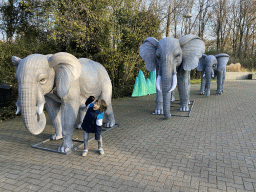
[166,6,172,37]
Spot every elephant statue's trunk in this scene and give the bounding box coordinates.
[161,58,177,119]
[20,86,46,135]
[162,92,172,119]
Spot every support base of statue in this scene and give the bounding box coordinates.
[153,100,195,117]
[32,123,119,155]
[171,100,195,117]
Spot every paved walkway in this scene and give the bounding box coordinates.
[1,80,256,192]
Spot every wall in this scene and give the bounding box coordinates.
[225,72,253,80]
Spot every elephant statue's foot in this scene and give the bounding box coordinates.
[58,139,73,153]
[152,107,164,115]
[216,90,223,95]
[51,133,63,140]
[180,105,189,112]
[153,109,163,114]
[58,146,72,153]
[104,120,115,128]
[57,135,74,153]
[76,123,82,129]
[199,90,205,95]
[104,114,115,128]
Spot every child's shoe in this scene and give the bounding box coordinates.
[82,149,88,157]
[99,148,104,155]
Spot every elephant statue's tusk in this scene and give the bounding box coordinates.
[170,74,177,92]
[156,76,162,92]
[15,102,20,115]
[37,103,45,115]
[156,74,177,93]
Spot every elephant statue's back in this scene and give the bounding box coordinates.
[78,58,112,104]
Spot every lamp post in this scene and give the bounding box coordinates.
[183,12,192,35]
[166,5,172,37]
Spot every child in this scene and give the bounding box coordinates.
[81,97,107,157]
[76,96,95,130]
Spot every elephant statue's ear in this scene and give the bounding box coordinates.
[48,52,82,98]
[215,53,229,71]
[179,34,205,71]
[197,54,207,71]
[12,56,22,69]
[139,37,158,71]
[46,54,53,60]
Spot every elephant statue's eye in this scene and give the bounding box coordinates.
[40,78,46,83]
[38,74,47,84]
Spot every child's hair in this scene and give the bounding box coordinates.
[96,99,107,113]
[85,96,95,107]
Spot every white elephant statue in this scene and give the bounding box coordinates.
[12,52,115,152]
[197,53,230,96]
[139,34,205,119]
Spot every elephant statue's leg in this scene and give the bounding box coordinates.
[188,73,191,104]
[205,69,212,97]
[76,107,87,129]
[153,67,163,114]
[171,90,175,102]
[177,68,190,111]
[199,72,206,95]
[104,104,115,127]
[44,96,63,140]
[216,70,224,95]
[153,89,163,114]
[221,69,226,93]
[99,84,115,127]
[58,100,80,152]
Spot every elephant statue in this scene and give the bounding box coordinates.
[197,53,229,96]
[12,52,115,152]
[139,34,205,119]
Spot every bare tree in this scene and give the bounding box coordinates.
[211,0,230,51]
[0,0,20,42]
[188,0,213,39]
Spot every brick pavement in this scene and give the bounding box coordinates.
[0,80,256,192]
